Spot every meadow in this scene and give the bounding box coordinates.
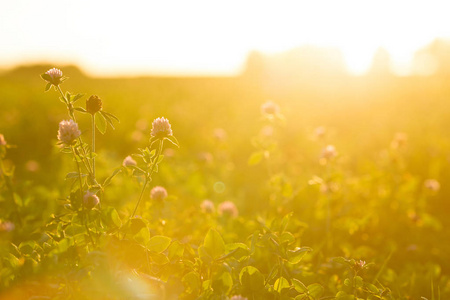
[0,63,450,299]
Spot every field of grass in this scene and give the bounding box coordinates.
[1,65,450,299]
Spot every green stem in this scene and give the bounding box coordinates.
[72,146,95,247]
[91,114,96,179]
[0,157,23,226]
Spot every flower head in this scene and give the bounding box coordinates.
[86,95,103,115]
[0,221,15,233]
[83,191,100,209]
[218,201,238,218]
[200,200,215,214]
[151,117,173,139]
[57,120,81,145]
[424,179,440,192]
[0,134,6,146]
[123,155,137,167]
[321,145,337,160]
[230,296,248,300]
[43,68,64,86]
[261,101,280,116]
[150,186,168,201]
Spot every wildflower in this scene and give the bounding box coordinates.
[0,221,14,232]
[57,120,81,145]
[261,101,280,116]
[218,201,238,218]
[83,191,100,209]
[150,186,168,201]
[151,117,173,139]
[123,155,137,167]
[321,145,337,160]
[43,68,64,86]
[354,260,367,272]
[213,128,227,142]
[424,179,440,192]
[391,132,408,149]
[314,126,326,139]
[200,200,215,214]
[86,95,103,115]
[0,134,6,146]
[230,296,248,300]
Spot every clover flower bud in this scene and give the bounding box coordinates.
[150,186,168,201]
[86,95,103,114]
[424,179,440,192]
[261,101,280,116]
[0,134,6,146]
[151,117,173,139]
[83,191,100,209]
[200,200,215,214]
[44,68,63,86]
[123,155,137,167]
[218,201,238,218]
[57,120,81,145]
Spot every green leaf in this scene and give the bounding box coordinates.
[248,151,264,166]
[288,247,312,264]
[101,112,116,130]
[44,82,52,92]
[65,172,87,180]
[150,252,169,265]
[74,107,88,113]
[102,111,120,122]
[212,271,233,294]
[239,266,265,292]
[134,227,150,245]
[307,283,324,299]
[103,168,122,187]
[292,279,308,293]
[95,112,107,134]
[274,277,290,294]
[167,240,184,260]
[280,232,295,245]
[147,235,171,253]
[182,272,201,294]
[40,73,52,82]
[102,207,122,228]
[165,135,180,148]
[203,228,226,260]
[72,93,84,103]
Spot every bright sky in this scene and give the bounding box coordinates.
[1,0,450,76]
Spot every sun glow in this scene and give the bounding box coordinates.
[1,0,450,76]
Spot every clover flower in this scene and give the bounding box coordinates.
[424,179,440,192]
[57,120,81,145]
[321,145,337,160]
[261,101,280,116]
[200,200,215,214]
[44,68,64,86]
[0,134,6,146]
[0,221,15,232]
[151,117,173,139]
[230,296,248,300]
[86,95,103,115]
[83,191,100,209]
[150,186,168,201]
[123,155,137,167]
[218,201,238,218]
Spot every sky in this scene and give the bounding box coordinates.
[1,0,450,76]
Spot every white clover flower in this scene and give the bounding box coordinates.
[321,145,337,160]
[218,201,238,218]
[200,200,215,214]
[424,179,440,192]
[57,120,81,145]
[123,155,137,167]
[0,134,6,146]
[150,186,168,201]
[44,68,63,85]
[83,191,100,209]
[151,117,173,139]
[261,101,280,116]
